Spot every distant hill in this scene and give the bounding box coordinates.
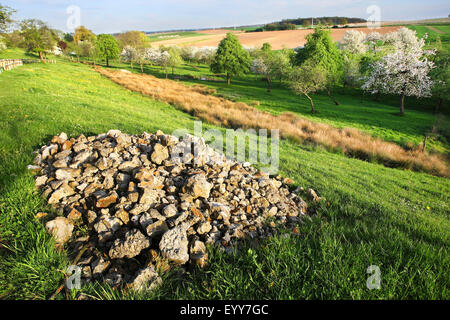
[140,17,368,35]
[279,16,367,26]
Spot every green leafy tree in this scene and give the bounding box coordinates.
[20,19,58,62]
[166,46,183,76]
[261,42,272,53]
[251,46,291,92]
[96,34,119,67]
[63,33,74,43]
[116,30,149,50]
[295,28,344,105]
[430,50,450,114]
[302,20,311,28]
[210,32,251,85]
[288,60,326,113]
[0,4,15,33]
[73,26,96,44]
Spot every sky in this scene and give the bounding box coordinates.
[3,0,449,34]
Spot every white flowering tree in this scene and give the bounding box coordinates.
[250,49,293,92]
[159,51,171,78]
[365,32,382,53]
[180,46,198,63]
[362,47,435,115]
[251,58,271,91]
[196,46,216,65]
[52,45,62,56]
[339,30,367,55]
[134,48,148,73]
[120,45,138,69]
[382,27,425,53]
[149,49,171,78]
[144,48,161,66]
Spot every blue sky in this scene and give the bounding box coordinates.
[3,0,449,33]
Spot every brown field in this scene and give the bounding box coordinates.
[150,26,401,49]
[96,67,449,177]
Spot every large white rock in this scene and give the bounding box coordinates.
[45,217,74,244]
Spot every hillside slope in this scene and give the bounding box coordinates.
[0,60,448,299]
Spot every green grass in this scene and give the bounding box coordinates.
[408,24,450,52]
[0,54,449,300]
[0,47,44,60]
[147,31,207,42]
[115,61,450,155]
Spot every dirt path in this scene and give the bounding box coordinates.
[425,26,445,34]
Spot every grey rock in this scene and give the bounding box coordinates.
[109,229,151,259]
[146,220,169,238]
[130,266,162,292]
[159,223,189,264]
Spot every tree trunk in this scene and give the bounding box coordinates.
[375,92,380,102]
[435,97,442,114]
[422,135,428,152]
[305,93,316,113]
[400,94,405,115]
[130,62,133,69]
[267,77,271,92]
[39,52,44,63]
[326,88,339,105]
[165,67,168,79]
[106,57,109,67]
[140,63,144,74]
[227,73,231,85]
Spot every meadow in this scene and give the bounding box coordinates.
[0,46,449,299]
[115,58,450,156]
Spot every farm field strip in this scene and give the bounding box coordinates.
[150,26,402,49]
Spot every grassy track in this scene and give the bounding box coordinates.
[0,56,449,299]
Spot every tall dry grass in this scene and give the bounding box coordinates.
[96,67,449,177]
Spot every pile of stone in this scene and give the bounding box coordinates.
[30,130,318,292]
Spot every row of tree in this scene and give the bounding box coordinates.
[208,28,448,115]
[1,3,447,115]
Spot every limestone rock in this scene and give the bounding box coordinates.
[159,223,189,264]
[130,266,162,292]
[109,229,151,259]
[45,217,74,244]
[186,174,212,199]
